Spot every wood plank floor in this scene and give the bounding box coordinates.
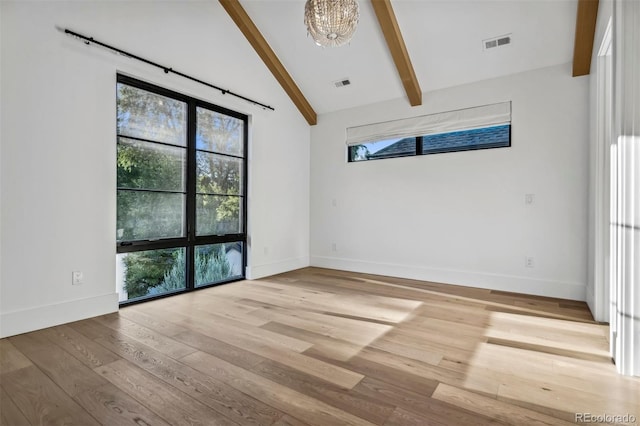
[1,267,639,425]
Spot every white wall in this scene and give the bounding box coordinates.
[0,1,310,337]
[310,63,589,300]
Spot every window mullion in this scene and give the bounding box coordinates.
[186,100,197,291]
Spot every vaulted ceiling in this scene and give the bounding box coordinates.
[222,0,598,124]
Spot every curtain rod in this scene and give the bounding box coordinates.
[62,28,275,111]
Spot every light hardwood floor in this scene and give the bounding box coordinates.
[1,267,639,425]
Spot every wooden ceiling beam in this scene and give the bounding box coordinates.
[572,0,599,77]
[370,0,422,106]
[219,0,318,125]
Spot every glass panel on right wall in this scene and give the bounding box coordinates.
[194,242,244,287]
[421,124,511,155]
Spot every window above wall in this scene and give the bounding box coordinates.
[347,102,511,163]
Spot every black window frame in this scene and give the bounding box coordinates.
[116,74,248,306]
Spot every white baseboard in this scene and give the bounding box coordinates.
[247,256,310,280]
[0,293,119,338]
[310,255,586,301]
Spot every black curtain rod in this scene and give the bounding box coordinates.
[63,28,275,111]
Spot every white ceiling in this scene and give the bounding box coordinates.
[240,0,578,115]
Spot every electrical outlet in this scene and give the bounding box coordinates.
[72,271,84,285]
[525,194,535,205]
[263,246,269,256]
[525,257,534,268]
[331,243,337,252]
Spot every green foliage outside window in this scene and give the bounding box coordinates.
[124,245,233,299]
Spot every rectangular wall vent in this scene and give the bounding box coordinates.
[483,34,512,51]
[334,79,351,88]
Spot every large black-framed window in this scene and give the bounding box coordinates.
[116,75,247,305]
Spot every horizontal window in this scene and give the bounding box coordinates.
[347,102,511,163]
[349,124,511,162]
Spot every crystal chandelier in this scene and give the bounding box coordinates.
[304,0,360,48]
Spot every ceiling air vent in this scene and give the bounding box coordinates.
[334,78,351,88]
[483,34,512,51]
